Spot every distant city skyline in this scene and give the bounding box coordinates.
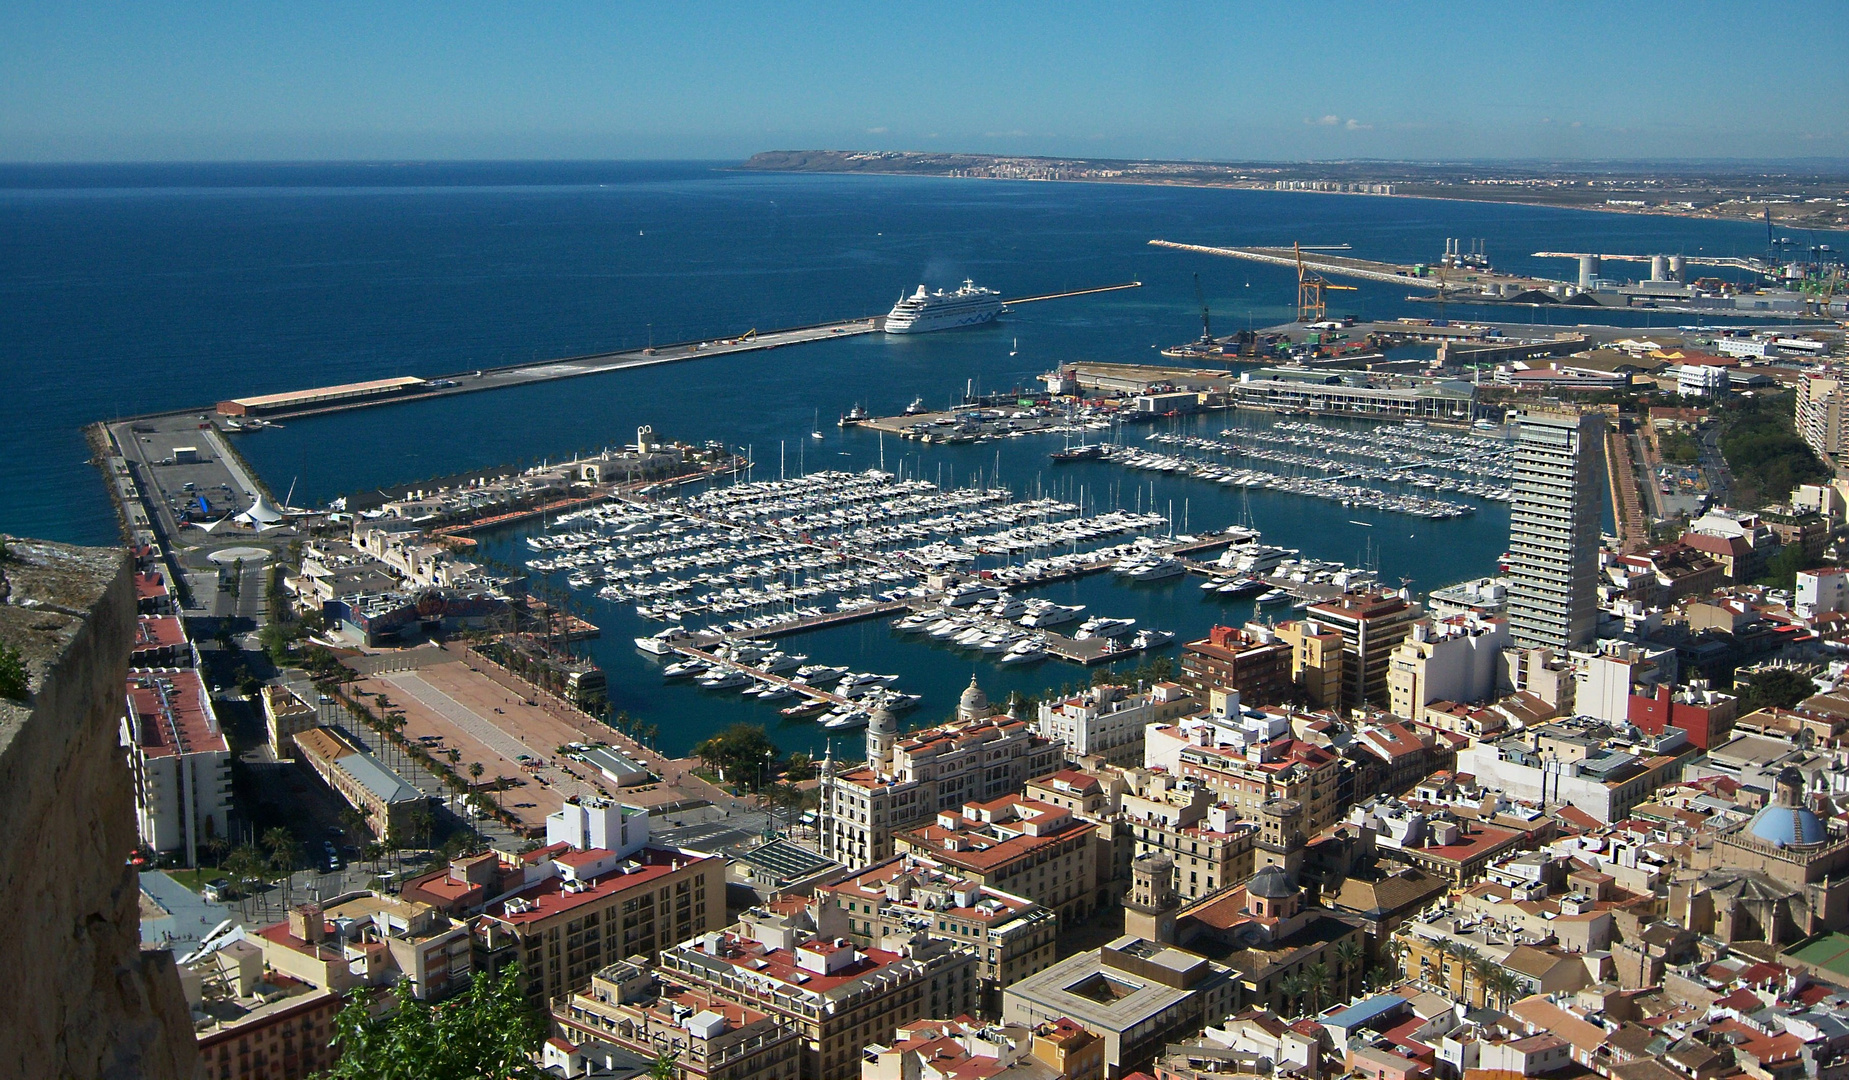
[2,3,1844,163]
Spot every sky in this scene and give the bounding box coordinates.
[2,2,1845,163]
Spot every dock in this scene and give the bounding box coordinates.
[1148,239,1563,295]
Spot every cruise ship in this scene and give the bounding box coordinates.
[883,280,1004,334]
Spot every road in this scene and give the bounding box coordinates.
[1699,423,1733,506]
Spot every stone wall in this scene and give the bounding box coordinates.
[0,539,198,1080]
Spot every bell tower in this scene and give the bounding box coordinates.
[1124,853,1180,944]
[1256,797,1306,880]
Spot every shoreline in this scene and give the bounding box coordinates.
[733,162,1849,235]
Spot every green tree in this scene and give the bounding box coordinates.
[648,1050,681,1080]
[316,963,545,1080]
[1332,938,1364,1001]
[0,640,27,700]
[693,723,781,790]
[1278,973,1307,1017]
[1755,544,1813,592]
[1736,667,1817,712]
[784,751,817,782]
[263,827,300,910]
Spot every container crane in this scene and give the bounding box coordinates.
[1296,242,1357,324]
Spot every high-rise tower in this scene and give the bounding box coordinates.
[1507,411,1606,651]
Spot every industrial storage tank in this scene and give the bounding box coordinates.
[1578,255,1601,289]
[1651,255,1670,281]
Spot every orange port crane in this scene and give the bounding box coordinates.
[1295,241,1358,323]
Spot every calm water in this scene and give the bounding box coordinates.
[0,161,1775,754]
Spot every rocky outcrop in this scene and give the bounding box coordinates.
[0,539,198,1080]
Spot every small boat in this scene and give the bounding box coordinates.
[1217,576,1265,596]
[904,396,927,415]
[1132,628,1175,650]
[1000,645,1045,664]
[697,670,751,690]
[823,712,869,730]
[1256,588,1291,605]
[780,699,831,718]
[661,659,707,679]
[633,628,684,655]
[757,685,797,701]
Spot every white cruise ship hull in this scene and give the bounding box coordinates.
[884,305,1002,334]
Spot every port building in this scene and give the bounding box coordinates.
[1231,370,1475,421]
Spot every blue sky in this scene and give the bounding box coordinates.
[2,2,1843,162]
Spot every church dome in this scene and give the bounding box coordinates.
[958,675,989,718]
[1751,768,1827,848]
[1247,864,1299,900]
[1749,802,1828,848]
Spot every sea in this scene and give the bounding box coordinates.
[0,161,1779,756]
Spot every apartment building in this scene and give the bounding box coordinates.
[1385,615,1510,720]
[553,960,803,1080]
[1180,625,1294,707]
[894,796,1099,924]
[474,845,725,1005]
[123,667,231,863]
[1119,773,1255,902]
[658,911,979,1080]
[1275,621,1344,708]
[1146,710,1343,832]
[818,853,1058,1012]
[1033,683,1192,767]
[1304,591,1425,709]
[1506,412,1606,650]
[820,707,1064,867]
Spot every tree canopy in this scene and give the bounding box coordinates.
[693,723,781,790]
[1735,667,1818,713]
[316,965,545,1080]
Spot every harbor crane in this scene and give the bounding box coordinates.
[1295,242,1357,324]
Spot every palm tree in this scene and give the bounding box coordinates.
[1488,969,1524,1010]
[1468,956,1499,1007]
[1304,961,1331,1015]
[648,1050,680,1080]
[262,827,300,910]
[1279,973,1307,1018]
[1332,938,1364,1001]
[468,761,485,787]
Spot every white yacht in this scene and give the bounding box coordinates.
[883,280,1004,334]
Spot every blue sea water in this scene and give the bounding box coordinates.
[0,161,1777,755]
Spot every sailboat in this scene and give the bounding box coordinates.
[1009,338,1018,357]
[811,409,824,441]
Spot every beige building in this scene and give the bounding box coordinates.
[658,909,980,1080]
[292,726,429,841]
[1798,368,1849,474]
[1119,772,1256,902]
[262,685,317,759]
[553,960,803,1080]
[1275,620,1344,708]
[474,846,726,1005]
[819,854,1058,1012]
[820,698,1064,867]
[894,795,1099,924]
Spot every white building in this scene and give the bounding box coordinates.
[1677,364,1731,398]
[1033,683,1190,766]
[1575,643,1675,724]
[1797,568,1849,621]
[122,668,231,865]
[546,797,651,858]
[1386,614,1510,717]
[1716,337,1773,359]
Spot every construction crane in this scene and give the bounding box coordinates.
[1295,241,1357,324]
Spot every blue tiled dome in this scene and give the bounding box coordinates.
[1749,803,1827,848]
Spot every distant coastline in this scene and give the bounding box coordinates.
[740,150,1849,233]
